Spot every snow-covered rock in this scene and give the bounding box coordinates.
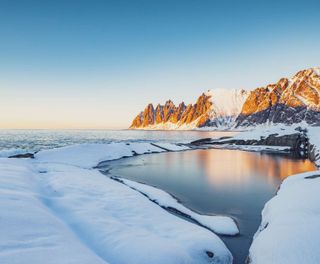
[248,170,320,264]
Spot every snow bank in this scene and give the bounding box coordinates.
[34,142,183,168]
[118,178,239,235]
[0,158,107,264]
[248,170,320,264]
[35,162,232,264]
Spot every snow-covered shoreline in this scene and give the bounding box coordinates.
[0,142,235,264]
[248,169,320,264]
[1,125,319,264]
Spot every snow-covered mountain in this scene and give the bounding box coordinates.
[236,67,320,126]
[130,89,249,130]
[130,67,320,130]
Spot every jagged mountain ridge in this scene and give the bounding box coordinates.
[130,67,320,129]
[130,89,248,129]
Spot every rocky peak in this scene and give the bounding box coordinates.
[163,100,177,122]
[142,104,155,127]
[130,89,247,129]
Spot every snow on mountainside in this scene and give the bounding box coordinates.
[130,67,320,130]
[204,89,248,128]
[130,89,248,130]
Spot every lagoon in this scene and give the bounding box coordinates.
[101,148,316,263]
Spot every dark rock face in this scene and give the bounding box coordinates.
[237,105,320,126]
[236,68,320,127]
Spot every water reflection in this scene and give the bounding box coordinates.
[105,148,316,263]
[194,149,316,187]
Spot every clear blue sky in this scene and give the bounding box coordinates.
[0,0,319,128]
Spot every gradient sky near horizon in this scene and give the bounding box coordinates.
[1,0,320,129]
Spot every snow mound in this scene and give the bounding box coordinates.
[248,170,320,264]
[0,159,107,264]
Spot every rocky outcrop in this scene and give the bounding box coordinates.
[236,68,320,126]
[189,128,310,158]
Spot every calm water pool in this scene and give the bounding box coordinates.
[100,149,316,263]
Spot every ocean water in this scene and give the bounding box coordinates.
[0,129,236,157]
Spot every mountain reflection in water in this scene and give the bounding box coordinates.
[104,148,316,263]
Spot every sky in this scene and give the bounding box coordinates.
[0,0,320,129]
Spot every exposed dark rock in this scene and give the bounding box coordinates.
[190,138,213,145]
[305,174,320,179]
[8,153,34,159]
[206,251,214,258]
[189,132,310,158]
